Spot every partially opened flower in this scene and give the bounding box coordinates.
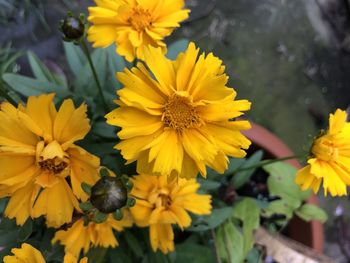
[130,174,212,254]
[52,212,132,257]
[87,0,190,61]
[4,243,87,263]
[296,109,350,196]
[106,42,251,180]
[0,94,100,227]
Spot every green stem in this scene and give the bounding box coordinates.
[80,40,109,112]
[0,82,16,106]
[211,229,222,263]
[234,155,304,174]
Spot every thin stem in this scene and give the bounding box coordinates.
[234,155,303,174]
[0,83,17,106]
[80,40,109,112]
[211,229,222,263]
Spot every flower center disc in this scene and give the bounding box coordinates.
[39,158,68,174]
[312,136,339,161]
[162,93,201,132]
[128,7,152,32]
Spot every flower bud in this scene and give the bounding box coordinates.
[90,176,128,213]
[60,13,85,41]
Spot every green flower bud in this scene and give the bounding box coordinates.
[90,176,128,213]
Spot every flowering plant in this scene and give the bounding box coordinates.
[0,0,342,262]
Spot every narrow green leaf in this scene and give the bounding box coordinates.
[74,48,107,96]
[63,42,86,76]
[27,51,55,82]
[167,39,189,60]
[3,73,71,97]
[109,248,132,263]
[107,44,125,89]
[124,231,143,257]
[231,150,264,189]
[188,207,232,232]
[18,218,33,242]
[295,204,328,223]
[174,243,216,263]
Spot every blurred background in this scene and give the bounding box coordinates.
[0,0,350,261]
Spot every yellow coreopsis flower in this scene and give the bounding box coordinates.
[0,94,100,227]
[52,212,132,257]
[87,0,190,62]
[296,109,350,196]
[130,174,212,254]
[4,243,87,263]
[106,42,251,181]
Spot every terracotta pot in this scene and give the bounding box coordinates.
[242,122,324,253]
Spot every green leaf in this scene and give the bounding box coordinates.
[74,48,107,97]
[92,121,116,139]
[17,218,33,242]
[124,231,143,257]
[87,247,108,263]
[27,51,56,83]
[174,243,216,263]
[231,150,264,189]
[3,73,71,97]
[188,207,233,232]
[295,204,328,223]
[219,221,244,263]
[264,162,311,203]
[63,42,86,76]
[107,44,125,89]
[263,199,296,221]
[198,179,221,191]
[246,247,262,263]
[232,198,260,255]
[167,39,190,60]
[109,248,132,263]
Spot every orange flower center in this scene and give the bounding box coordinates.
[311,135,339,162]
[128,7,152,32]
[36,140,70,175]
[38,158,69,174]
[162,93,201,132]
[148,188,172,209]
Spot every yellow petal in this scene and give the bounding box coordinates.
[32,179,79,227]
[68,145,100,201]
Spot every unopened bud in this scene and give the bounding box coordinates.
[90,176,127,213]
[60,13,85,41]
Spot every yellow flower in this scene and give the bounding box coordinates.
[4,243,87,263]
[87,0,190,62]
[106,43,251,180]
[296,109,350,196]
[52,212,132,257]
[0,94,100,227]
[4,243,45,263]
[130,174,212,254]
